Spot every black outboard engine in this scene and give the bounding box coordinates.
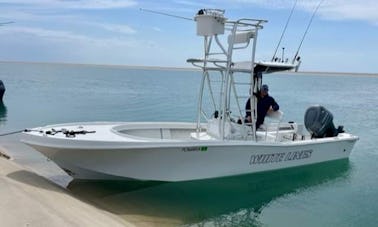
[304,105,344,138]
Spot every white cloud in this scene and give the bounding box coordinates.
[0,24,149,62]
[0,0,137,9]
[65,0,137,9]
[320,1,378,25]
[153,27,162,32]
[173,0,215,8]
[0,26,93,42]
[96,23,136,34]
[228,0,378,25]
[0,26,136,46]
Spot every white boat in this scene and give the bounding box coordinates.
[21,9,358,182]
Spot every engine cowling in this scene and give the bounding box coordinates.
[304,105,343,138]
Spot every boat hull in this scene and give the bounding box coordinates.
[23,126,358,182]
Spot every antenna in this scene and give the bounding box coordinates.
[140,8,193,21]
[0,21,14,26]
[292,0,324,63]
[272,0,298,61]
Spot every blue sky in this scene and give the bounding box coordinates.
[0,0,378,73]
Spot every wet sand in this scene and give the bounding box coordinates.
[0,135,180,227]
[0,147,132,226]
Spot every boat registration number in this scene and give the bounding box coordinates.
[182,146,208,152]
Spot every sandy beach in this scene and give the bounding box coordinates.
[0,134,182,227]
[0,145,133,227]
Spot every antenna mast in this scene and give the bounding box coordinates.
[0,21,14,26]
[139,8,193,21]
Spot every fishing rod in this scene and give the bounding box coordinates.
[139,8,193,21]
[0,129,36,137]
[292,0,324,63]
[272,0,298,61]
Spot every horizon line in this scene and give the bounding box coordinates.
[1,60,378,77]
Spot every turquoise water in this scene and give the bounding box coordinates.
[1,62,378,226]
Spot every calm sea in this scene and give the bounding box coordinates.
[0,62,377,226]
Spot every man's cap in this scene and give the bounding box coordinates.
[262,84,269,92]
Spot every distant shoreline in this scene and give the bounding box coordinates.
[0,60,197,72]
[289,71,378,77]
[1,60,378,77]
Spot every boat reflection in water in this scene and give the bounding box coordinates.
[68,159,351,226]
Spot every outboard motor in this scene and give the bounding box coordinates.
[304,105,344,138]
[0,80,5,102]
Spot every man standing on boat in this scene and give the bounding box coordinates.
[245,84,279,129]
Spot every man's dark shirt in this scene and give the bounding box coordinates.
[245,94,279,128]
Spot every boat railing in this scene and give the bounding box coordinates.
[225,18,267,31]
[191,10,270,141]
